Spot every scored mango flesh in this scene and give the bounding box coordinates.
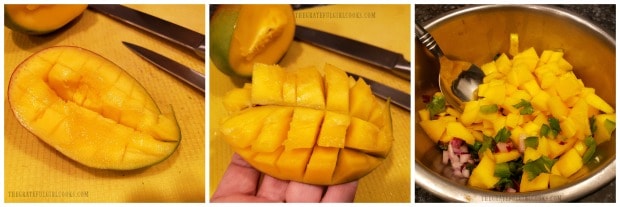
[220,63,393,185]
[8,46,181,170]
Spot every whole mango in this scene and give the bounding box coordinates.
[5,4,87,35]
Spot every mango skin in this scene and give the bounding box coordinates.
[4,4,87,35]
[209,5,240,77]
[7,46,181,170]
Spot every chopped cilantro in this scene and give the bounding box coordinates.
[494,163,512,178]
[493,160,522,191]
[524,136,539,149]
[426,93,446,118]
[523,156,556,181]
[494,127,511,143]
[480,104,499,114]
[548,117,561,136]
[437,142,449,151]
[513,99,534,115]
[582,146,596,164]
[589,116,597,135]
[495,177,514,190]
[584,135,596,147]
[582,136,596,164]
[465,162,476,171]
[471,141,482,153]
[479,135,494,155]
[540,124,550,137]
[604,119,616,133]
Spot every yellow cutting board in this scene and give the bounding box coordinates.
[209,4,410,202]
[4,5,205,202]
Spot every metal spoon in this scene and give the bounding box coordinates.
[415,22,485,111]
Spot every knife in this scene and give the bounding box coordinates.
[347,73,410,111]
[89,4,205,60]
[294,25,411,80]
[122,42,205,93]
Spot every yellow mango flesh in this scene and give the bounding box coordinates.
[554,148,583,177]
[520,172,550,193]
[284,107,324,149]
[324,63,350,113]
[494,150,521,163]
[593,114,616,144]
[419,118,447,143]
[295,66,326,109]
[226,5,295,77]
[5,4,87,35]
[8,46,180,170]
[220,63,392,185]
[468,155,500,189]
[252,107,294,152]
[317,111,350,148]
[251,64,285,105]
[445,121,475,145]
[222,83,252,113]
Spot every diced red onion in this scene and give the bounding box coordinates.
[451,157,462,169]
[506,187,517,193]
[460,153,471,164]
[461,168,471,178]
[453,169,462,177]
[448,143,459,165]
[451,138,464,149]
[442,150,450,164]
[459,145,469,154]
[518,134,526,152]
[506,142,513,151]
[497,142,509,153]
[442,138,477,179]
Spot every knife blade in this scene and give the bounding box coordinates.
[295,25,411,80]
[122,42,205,93]
[347,73,410,111]
[89,4,205,59]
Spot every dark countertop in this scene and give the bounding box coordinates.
[414,4,616,203]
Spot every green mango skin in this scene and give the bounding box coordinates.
[209,5,242,77]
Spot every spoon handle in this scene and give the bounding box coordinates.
[415,22,444,58]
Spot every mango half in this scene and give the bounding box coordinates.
[210,5,295,77]
[8,46,181,170]
[4,4,87,35]
[219,63,393,185]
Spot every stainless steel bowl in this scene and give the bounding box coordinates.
[415,5,615,202]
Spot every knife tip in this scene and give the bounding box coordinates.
[121,41,141,50]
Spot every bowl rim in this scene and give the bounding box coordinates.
[415,4,616,202]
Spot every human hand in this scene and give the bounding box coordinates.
[211,153,358,202]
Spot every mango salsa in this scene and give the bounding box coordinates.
[418,33,615,193]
